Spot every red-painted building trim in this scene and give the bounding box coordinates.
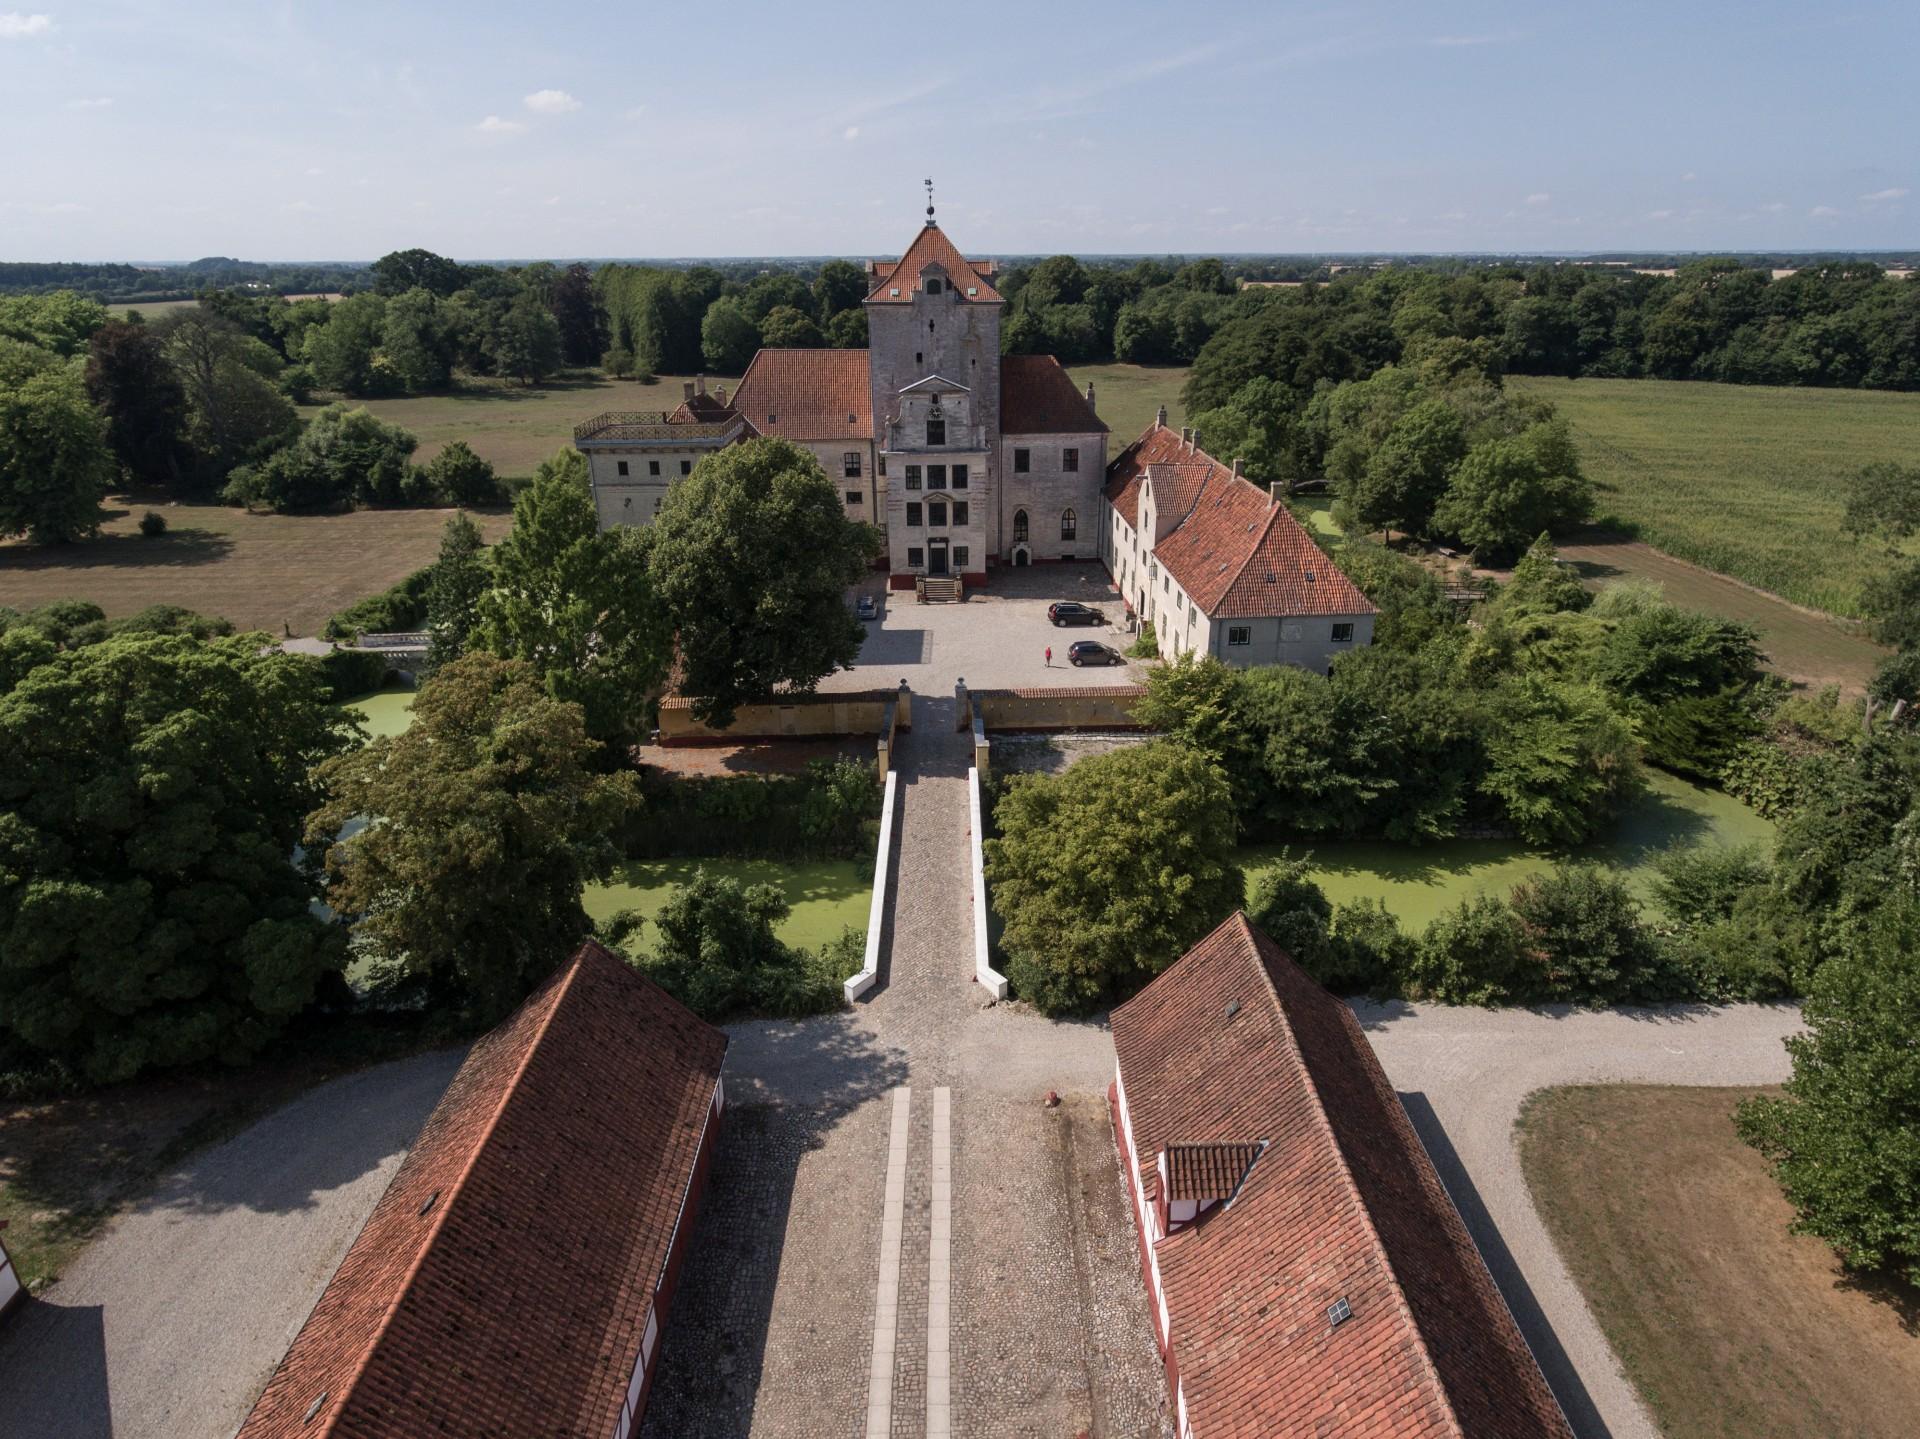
[1109,1078,1182,1407]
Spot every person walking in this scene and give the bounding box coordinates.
[1045,645,1053,668]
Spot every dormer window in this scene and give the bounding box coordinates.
[926,277,943,295]
[1156,1142,1265,1235]
[926,416,946,447]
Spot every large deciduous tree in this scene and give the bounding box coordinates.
[548,262,608,367]
[645,437,879,727]
[84,319,190,490]
[0,633,352,1082]
[1433,418,1594,561]
[307,652,636,1021]
[700,297,761,374]
[158,309,299,482]
[425,510,489,668]
[0,341,114,542]
[472,447,669,743]
[985,741,1244,1014]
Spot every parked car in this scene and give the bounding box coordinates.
[1048,601,1106,627]
[1068,640,1125,667]
[856,596,877,621]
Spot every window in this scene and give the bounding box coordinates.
[1013,508,1029,542]
[1063,447,1079,472]
[907,502,923,527]
[929,500,947,526]
[907,546,924,567]
[843,452,861,478]
[846,490,863,505]
[916,351,923,364]
[616,460,630,477]
[927,417,946,446]
[905,464,922,490]
[926,277,943,295]
[648,460,661,476]
[1332,622,1355,643]
[952,463,968,489]
[878,455,888,477]
[1013,448,1030,473]
[954,545,969,567]
[953,501,968,526]
[680,460,692,476]
[928,464,946,489]
[1060,508,1077,541]
[1228,626,1252,647]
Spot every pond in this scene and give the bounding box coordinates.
[584,856,871,953]
[1239,768,1775,932]
[341,688,416,740]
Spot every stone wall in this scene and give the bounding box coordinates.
[999,431,1108,564]
[969,685,1148,733]
[657,689,902,745]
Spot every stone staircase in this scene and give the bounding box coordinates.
[915,576,964,604]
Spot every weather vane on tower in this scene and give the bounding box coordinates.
[925,177,935,225]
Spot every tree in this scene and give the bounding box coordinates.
[379,287,453,392]
[811,259,868,322]
[84,319,190,490]
[1595,603,1760,704]
[0,633,351,1082]
[160,309,299,481]
[0,292,108,357]
[1480,674,1639,845]
[227,403,418,512]
[1842,460,1920,545]
[548,262,608,366]
[1433,419,1593,560]
[422,439,500,506]
[1409,895,1532,1004]
[304,292,386,394]
[1347,398,1467,538]
[633,871,846,1020]
[1187,378,1310,490]
[1738,896,1920,1284]
[986,742,1244,1014]
[1860,560,1920,651]
[1245,854,1337,982]
[646,438,879,727]
[306,653,635,1021]
[425,510,488,668]
[1510,863,1662,1001]
[701,296,761,374]
[825,309,868,349]
[1496,534,1590,617]
[370,247,470,298]
[472,447,669,743]
[493,292,563,384]
[0,343,114,541]
[759,304,824,349]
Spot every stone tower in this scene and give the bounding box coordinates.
[865,216,1005,582]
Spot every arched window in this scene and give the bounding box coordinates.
[926,277,943,295]
[1060,508,1077,540]
[1013,508,1029,542]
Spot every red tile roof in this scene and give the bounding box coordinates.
[1000,354,1107,435]
[1112,915,1573,1439]
[730,348,873,441]
[1107,420,1375,620]
[1164,1141,1264,1203]
[668,389,736,424]
[235,942,727,1439]
[866,223,1003,304]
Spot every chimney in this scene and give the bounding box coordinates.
[1232,458,1243,477]
[1155,404,1168,428]
[696,375,707,396]
[1269,482,1288,503]
[1190,429,1201,455]
[682,381,695,402]
[714,384,728,407]
[1085,380,1097,410]
[1180,426,1192,447]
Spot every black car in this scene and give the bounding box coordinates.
[1048,602,1106,627]
[1068,640,1125,666]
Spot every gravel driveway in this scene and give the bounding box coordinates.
[1356,999,1804,1439]
[0,1048,464,1439]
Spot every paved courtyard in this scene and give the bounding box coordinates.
[827,563,1146,694]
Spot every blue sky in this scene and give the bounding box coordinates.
[3,0,1914,260]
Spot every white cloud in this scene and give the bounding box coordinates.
[1809,205,1841,218]
[283,199,319,214]
[65,96,112,110]
[476,115,525,135]
[1761,200,1788,213]
[0,13,53,39]
[543,195,561,206]
[1647,209,1674,220]
[1430,33,1507,47]
[523,89,581,115]
[622,105,647,121]
[1680,171,1697,181]
[1861,187,1909,202]
[1525,192,1551,207]
[843,125,859,140]
[304,166,324,176]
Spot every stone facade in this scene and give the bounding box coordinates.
[999,430,1106,565]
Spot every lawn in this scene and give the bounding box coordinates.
[0,499,512,638]
[303,371,739,478]
[1067,362,1189,448]
[1241,767,1773,932]
[112,297,201,320]
[1511,375,1920,618]
[584,857,869,953]
[1518,1085,1920,1439]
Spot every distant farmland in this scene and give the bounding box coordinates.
[1512,376,1920,618]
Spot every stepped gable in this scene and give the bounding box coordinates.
[729,348,873,441]
[235,941,727,1439]
[1112,914,1573,1439]
[865,222,1002,303]
[1000,354,1107,434]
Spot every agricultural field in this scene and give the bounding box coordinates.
[1511,375,1920,618]
[1519,1085,1920,1439]
[303,371,739,478]
[1067,362,1189,447]
[111,297,200,320]
[0,500,512,638]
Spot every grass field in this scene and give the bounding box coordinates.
[584,856,869,952]
[112,297,201,320]
[1067,362,1189,447]
[0,499,512,638]
[1512,375,1920,618]
[303,371,738,478]
[1519,1085,1920,1439]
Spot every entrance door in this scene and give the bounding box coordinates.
[929,540,949,576]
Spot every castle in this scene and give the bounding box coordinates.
[574,210,1108,588]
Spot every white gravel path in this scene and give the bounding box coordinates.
[0,1048,464,1439]
[1354,999,1805,1439]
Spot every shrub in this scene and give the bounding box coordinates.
[1325,897,1414,993]
[323,566,434,640]
[634,871,846,1020]
[622,760,879,861]
[1648,843,1771,927]
[1245,853,1336,979]
[1509,864,1663,1002]
[422,440,502,507]
[315,645,394,700]
[138,509,167,537]
[1410,895,1532,1004]
[1128,620,1159,659]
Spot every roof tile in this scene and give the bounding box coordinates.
[1000,355,1107,435]
[866,223,1002,304]
[729,348,873,441]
